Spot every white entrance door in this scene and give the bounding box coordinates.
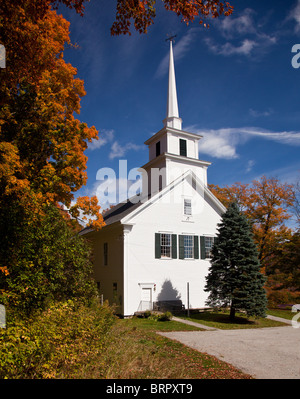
[141,288,152,311]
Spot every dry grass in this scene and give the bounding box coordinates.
[101,318,252,379]
[0,306,254,379]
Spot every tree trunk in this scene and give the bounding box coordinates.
[230,305,235,321]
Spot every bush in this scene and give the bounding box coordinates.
[0,299,116,378]
[157,311,173,321]
[142,310,151,319]
[142,311,173,322]
[0,204,97,315]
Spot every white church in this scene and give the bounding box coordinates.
[81,41,226,317]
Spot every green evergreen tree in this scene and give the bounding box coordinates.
[205,202,267,321]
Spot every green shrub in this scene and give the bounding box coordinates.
[157,311,173,321]
[0,299,116,378]
[144,311,173,322]
[143,310,151,318]
[0,204,97,316]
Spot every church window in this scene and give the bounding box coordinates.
[155,233,177,259]
[200,236,215,259]
[103,242,108,265]
[179,139,187,156]
[184,199,192,215]
[205,237,214,259]
[184,235,194,259]
[179,235,199,259]
[156,141,161,157]
[161,233,171,258]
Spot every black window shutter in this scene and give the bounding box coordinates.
[156,141,160,157]
[155,233,161,258]
[179,235,184,259]
[200,236,206,259]
[172,234,177,259]
[179,139,187,157]
[194,236,199,259]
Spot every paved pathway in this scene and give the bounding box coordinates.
[160,316,300,379]
[172,316,217,330]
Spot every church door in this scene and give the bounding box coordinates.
[141,288,152,311]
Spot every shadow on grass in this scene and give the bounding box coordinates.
[191,311,256,325]
[177,309,285,329]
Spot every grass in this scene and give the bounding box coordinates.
[92,309,291,379]
[102,316,252,379]
[3,305,290,379]
[120,315,204,332]
[0,306,252,379]
[178,309,288,329]
[267,308,295,320]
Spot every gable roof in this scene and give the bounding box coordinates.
[79,170,226,236]
[102,196,143,226]
[121,169,226,225]
[78,195,143,236]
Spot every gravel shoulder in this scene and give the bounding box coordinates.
[159,319,300,379]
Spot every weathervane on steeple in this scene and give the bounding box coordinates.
[165,34,177,43]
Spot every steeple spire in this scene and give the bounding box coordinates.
[163,39,182,130]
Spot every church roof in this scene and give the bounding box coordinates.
[79,170,226,236]
[101,195,143,226]
[79,194,144,235]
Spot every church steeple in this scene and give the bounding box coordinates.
[142,37,211,195]
[163,40,182,130]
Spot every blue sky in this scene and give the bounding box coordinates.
[59,0,300,209]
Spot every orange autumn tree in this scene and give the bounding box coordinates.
[0,1,105,311]
[265,230,300,306]
[247,177,295,263]
[209,176,295,266]
[209,177,298,305]
[0,0,103,228]
[111,0,234,35]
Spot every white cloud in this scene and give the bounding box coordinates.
[186,126,300,159]
[196,128,241,159]
[205,8,277,58]
[288,0,300,33]
[228,39,257,56]
[246,160,255,173]
[206,38,258,56]
[109,141,144,160]
[218,8,257,37]
[86,129,143,160]
[244,127,300,145]
[249,108,273,117]
[87,129,114,150]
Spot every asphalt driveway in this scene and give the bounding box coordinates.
[159,320,300,379]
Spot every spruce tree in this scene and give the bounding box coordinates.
[205,202,267,321]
